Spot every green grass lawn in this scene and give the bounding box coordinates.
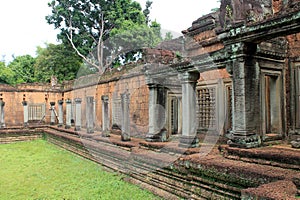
[0,140,160,200]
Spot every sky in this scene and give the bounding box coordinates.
[0,0,220,63]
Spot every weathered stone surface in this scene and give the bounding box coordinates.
[65,99,72,129]
[291,137,300,148]
[86,97,95,134]
[241,180,298,200]
[219,0,273,26]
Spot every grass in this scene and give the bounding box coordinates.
[0,140,161,200]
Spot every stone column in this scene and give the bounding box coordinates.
[65,99,72,129]
[22,101,29,127]
[86,97,94,133]
[179,71,200,148]
[146,83,159,141]
[121,93,130,141]
[74,98,82,131]
[93,98,96,129]
[50,102,56,125]
[101,96,110,137]
[217,79,226,135]
[145,80,168,142]
[0,100,5,128]
[228,43,261,148]
[57,100,64,127]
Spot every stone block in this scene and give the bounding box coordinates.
[291,138,300,149]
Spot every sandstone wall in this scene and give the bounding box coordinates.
[63,71,149,136]
[0,83,61,126]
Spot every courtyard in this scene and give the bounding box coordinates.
[0,139,160,200]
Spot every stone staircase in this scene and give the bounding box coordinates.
[44,128,242,199]
[0,128,43,144]
[43,127,300,200]
[219,144,300,170]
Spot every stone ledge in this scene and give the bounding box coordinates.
[1,127,300,199]
[219,144,300,170]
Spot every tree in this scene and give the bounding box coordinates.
[46,0,148,73]
[0,62,15,85]
[164,32,173,41]
[143,0,153,25]
[34,43,84,83]
[112,21,161,48]
[7,55,36,84]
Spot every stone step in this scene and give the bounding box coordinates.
[0,129,43,144]
[262,133,283,146]
[0,135,42,144]
[28,127,300,199]
[219,144,300,170]
[45,128,243,199]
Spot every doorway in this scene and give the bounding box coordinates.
[261,73,282,138]
[167,94,182,135]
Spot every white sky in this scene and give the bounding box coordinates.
[0,0,220,62]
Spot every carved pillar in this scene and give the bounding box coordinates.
[121,93,130,141]
[74,98,82,131]
[65,99,72,129]
[178,97,182,135]
[217,79,226,135]
[145,79,168,142]
[228,43,261,148]
[86,97,94,133]
[179,71,200,148]
[146,83,159,141]
[57,100,64,127]
[50,102,56,125]
[22,101,28,127]
[93,98,96,130]
[0,100,5,128]
[101,96,110,137]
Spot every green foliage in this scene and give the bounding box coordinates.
[0,140,161,200]
[110,20,162,51]
[164,31,173,41]
[0,62,15,85]
[150,20,163,43]
[109,19,162,66]
[143,0,153,25]
[226,5,233,19]
[46,0,162,70]
[7,55,36,84]
[34,43,84,83]
[46,0,147,57]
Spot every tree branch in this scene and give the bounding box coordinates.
[66,14,100,71]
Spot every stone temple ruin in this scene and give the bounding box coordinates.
[1,0,300,199]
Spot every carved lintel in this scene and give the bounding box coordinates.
[145,76,164,86]
[178,71,200,83]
